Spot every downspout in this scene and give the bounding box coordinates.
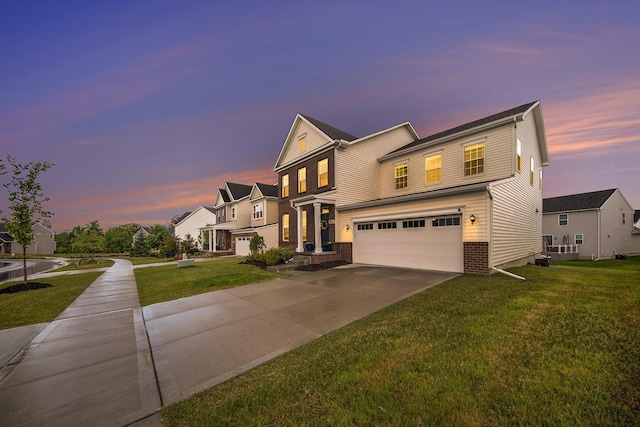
[492,266,526,280]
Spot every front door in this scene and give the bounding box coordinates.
[321,207,330,246]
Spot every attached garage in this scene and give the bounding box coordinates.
[353,214,463,273]
[235,236,252,256]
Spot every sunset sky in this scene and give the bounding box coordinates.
[1,1,639,232]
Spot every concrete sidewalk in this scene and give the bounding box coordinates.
[0,259,160,427]
[0,261,455,426]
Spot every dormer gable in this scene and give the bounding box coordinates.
[274,113,357,171]
[249,182,279,201]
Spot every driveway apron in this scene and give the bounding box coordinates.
[144,265,456,405]
[0,259,160,427]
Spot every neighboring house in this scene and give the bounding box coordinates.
[199,182,253,253]
[543,188,640,259]
[275,101,549,274]
[231,182,280,256]
[634,210,640,234]
[132,227,150,246]
[0,222,56,255]
[174,206,216,250]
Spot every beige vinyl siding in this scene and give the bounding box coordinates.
[231,200,253,229]
[377,125,513,199]
[264,199,279,226]
[543,211,599,258]
[336,191,488,244]
[600,190,638,257]
[335,126,416,206]
[280,121,334,166]
[490,113,544,267]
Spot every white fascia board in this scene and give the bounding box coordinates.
[345,122,419,147]
[274,142,335,172]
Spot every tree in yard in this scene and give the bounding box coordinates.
[180,233,196,254]
[160,234,180,258]
[74,221,105,262]
[1,155,54,285]
[146,225,170,253]
[130,234,150,257]
[104,223,139,253]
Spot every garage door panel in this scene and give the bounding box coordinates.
[353,216,463,273]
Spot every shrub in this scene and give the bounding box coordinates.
[245,247,293,266]
[249,235,266,254]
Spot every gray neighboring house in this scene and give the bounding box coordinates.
[543,188,640,260]
[0,222,57,255]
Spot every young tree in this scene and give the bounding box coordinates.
[147,225,170,253]
[1,155,54,284]
[104,223,139,253]
[131,234,150,257]
[160,234,180,258]
[74,221,105,262]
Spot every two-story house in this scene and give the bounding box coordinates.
[174,206,217,250]
[199,182,279,255]
[0,222,56,255]
[543,188,640,259]
[275,101,549,274]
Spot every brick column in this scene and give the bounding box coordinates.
[464,242,489,275]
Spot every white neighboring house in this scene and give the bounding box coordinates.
[232,182,279,256]
[174,206,216,250]
[543,188,640,259]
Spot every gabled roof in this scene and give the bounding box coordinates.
[385,101,546,161]
[634,210,640,223]
[254,182,279,198]
[0,223,14,243]
[175,206,216,227]
[299,114,358,142]
[226,182,253,201]
[543,189,617,213]
[219,189,230,203]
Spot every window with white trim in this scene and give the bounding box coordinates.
[530,157,535,185]
[516,139,522,173]
[231,207,236,219]
[318,158,328,187]
[539,168,543,189]
[299,136,306,153]
[622,213,626,225]
[302,210,307,241]
[395,162,408,189]
[464,142,484,176]
[425,153,441,184]
[281,174,289,198]
[575,234,584,245]
[298,167,307,193]
[559,213,568,226]
[253,203,263,220]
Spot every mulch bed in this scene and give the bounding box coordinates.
[296,260,349,271]
[0,282,53,294]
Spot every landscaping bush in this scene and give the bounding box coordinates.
[245,247,293,266]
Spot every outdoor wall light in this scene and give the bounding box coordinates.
[470,214,476,225]
[345,224,350,231]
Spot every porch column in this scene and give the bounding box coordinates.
[296,206,304,253]
[314,202,322,254]
[208,229,213,252]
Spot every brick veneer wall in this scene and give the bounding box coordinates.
[464,241,489,275]
[335,242,353,263]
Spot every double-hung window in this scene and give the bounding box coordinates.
[530,157,535,185]
[425,153,441,184]
[298,167,307,193]
[302,210,307,240]
[299,136,306,153]
[281,174,289,198]
[575,234,584,245]
[516,139,522,173]
[318,158,328,187]
[253,203,263,220]
[559,213,568,226]
[395,162,408,189]
[464,142,484,176]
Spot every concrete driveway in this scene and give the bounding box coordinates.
[144,265,457,405]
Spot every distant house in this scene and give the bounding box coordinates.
[132,226,151,247]
[275,101,550,274]
[174,206,216,250]
[0,222,56,255]
[199,182,279,255]
[543,188,640,259]
[634,210,640,234]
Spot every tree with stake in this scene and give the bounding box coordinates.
[1,155,54,285]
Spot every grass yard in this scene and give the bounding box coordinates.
[0,272,102,329]
[53,258,115,271]
[162,259,640,426]
[134,257,281,306]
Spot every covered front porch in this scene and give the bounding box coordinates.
[199,224,236,253]
[290,193,336,255]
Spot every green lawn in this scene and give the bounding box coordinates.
[0,272,103,329]
[53,258,115,271]
[162,259,640,426]
[134,257,281,306]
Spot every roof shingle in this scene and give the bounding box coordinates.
[300,114,358,142]
[543,189,617,213]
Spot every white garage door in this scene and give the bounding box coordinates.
[353,216,463,273]
[235,236,251,256]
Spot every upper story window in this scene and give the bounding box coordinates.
[539,169,543,190]
[281,174,289,198]
[622,212,626,225]
[282,214,290,241]
[298,167,307,193]
[318,158,328,187]
[464,142,484,176]
[394,162,408,189]
[530,157,535,185]
[425,153,442,184]
[516,139,522,173]
[231,207,236,219]
[559,213,568,226]
[253,203,263,220]
[299,135,306,153]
